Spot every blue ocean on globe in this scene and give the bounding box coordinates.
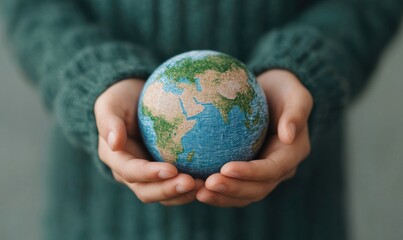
[138,50,269,179]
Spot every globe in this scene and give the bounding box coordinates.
[138,50,269,179]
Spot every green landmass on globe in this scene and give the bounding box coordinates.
[138,50,269,178]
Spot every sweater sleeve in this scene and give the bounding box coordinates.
[247,0,402,143]
[1,0,158,177]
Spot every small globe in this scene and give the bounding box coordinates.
[138,50,269,179]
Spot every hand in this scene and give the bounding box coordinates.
[196,69,313,207]
[95,79,203,206]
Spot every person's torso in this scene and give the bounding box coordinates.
[80,0,316,61]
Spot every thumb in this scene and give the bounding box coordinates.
[95,109,128,151]
[278,100,311,145]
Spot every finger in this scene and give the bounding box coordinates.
[221,127,310,181]
[95,105,128,151]
[221,151,300,182]
[277,91,313,144]
[257,70,313,144]
[160,179,204,206]
[99,138,178,183]
[112,171,125,183]
[130,174,195,203]
[205,174,276,201]
[196,187,251,207]
[160,191,197,206]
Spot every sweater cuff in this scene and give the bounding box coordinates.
[54,42,157,178]
[247,26,351,141]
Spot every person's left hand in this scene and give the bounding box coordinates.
[196,69,313,207]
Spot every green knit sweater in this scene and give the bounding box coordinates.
[1,0,402,239]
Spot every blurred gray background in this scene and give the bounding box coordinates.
[0,22,402,239]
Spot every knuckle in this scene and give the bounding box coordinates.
[251,195,264,203]
[269,158,282,181]
[164,192,195,206]
[112,172,124,183]
[120,163,135,183]
[293,109,305,122]
[289,169,297,178]
[135,189,153,204]
[248,161,260,177]
[142,162,157,180]
[160,201,173,206]
[161,185,175,200]
[302,142,311,159]
[98,117,110,133]
[252,187,269,202]
[141,198,153,204]
[306,141,312,154]
[297,87,313,106]
[97,145,107,163]
[285,169,297,181]
[288,150,298,163]
[138,195,152,204]
[98,150,105,162]
[303,90,314,109]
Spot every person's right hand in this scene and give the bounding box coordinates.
[94,78,202,206]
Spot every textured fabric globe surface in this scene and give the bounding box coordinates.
[138,50,269,178]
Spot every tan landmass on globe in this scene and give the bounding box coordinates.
[142,82,183,122]
[177,68,249,120]
[142,82,196,163]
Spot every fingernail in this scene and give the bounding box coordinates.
[176,185,191,193]
[211,184,226,193]
[107,132,116,150]
[287,123,296,141]
[158,171,175,179]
